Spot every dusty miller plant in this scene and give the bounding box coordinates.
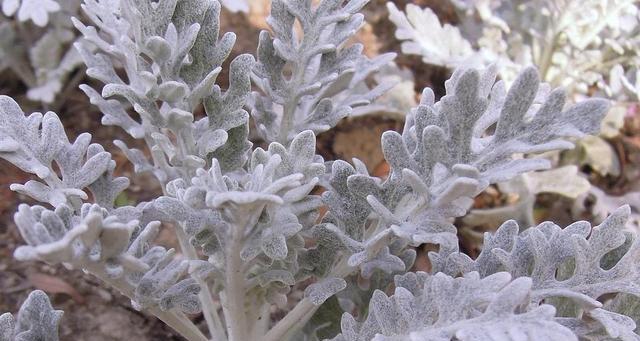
[1,0,639,340]
[387,0,640,232]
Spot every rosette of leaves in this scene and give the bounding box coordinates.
[149,130,333,340]
[0,0,85,103]
[250,0,397,144]
[68,1,400,340]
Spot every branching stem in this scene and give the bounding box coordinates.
[82,261,208,341]
[176,223,227,341]
[263,258,354,341]
[263,299,316,341]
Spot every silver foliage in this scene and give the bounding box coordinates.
[74,0,253,182]
[0,95,204,317]
[333,205,640,340]
[250,0,396,144]
[387,0,640,98]
[152,130,329,310]
[0,290,62,341]
[1,0,637,340]
[0,95,126,209]
[315,66,609,280]
[331,272,576,341]
[442,206,640,334]
[10,201,205,316]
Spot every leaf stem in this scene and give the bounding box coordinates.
[262,298,316,341]
[176,223,227,341]
[82,261,208,341]
[263,259,354,341]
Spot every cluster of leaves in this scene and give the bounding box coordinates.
[0,0,84,104]
[2,1,639,341]
[0,290,63,341]
[0,94,207,341]
[334,206,640,340]
[250,0,396,143]
[388,0,640,96]
[0,0,396,340]
[0,0,250,105]
[388,0,640,233]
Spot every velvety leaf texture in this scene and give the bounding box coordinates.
[0,95,126,208]
[315,66,609,283]
[250,0,396,144]
[0,290,62,341]
[330,207,640,341]
[2,1,636,341]
[331,273,576,341]
[74,0,254,183]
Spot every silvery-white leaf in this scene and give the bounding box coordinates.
[0,290,62,341]
[387,3,477,68]
[0,96,125,208]
[331,272,576,341]
[305,278,348,306]
[440,206,640,339]
[251,0,395,144]
[75,0,254,184]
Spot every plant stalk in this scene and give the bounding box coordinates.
[83,261,208,341]
[221,218,249,341]
[176,223,227,341]
[263,259,354,341]
[262,299,317,341]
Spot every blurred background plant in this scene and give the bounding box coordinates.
[0,0,253,109]
[0,0,83,107]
